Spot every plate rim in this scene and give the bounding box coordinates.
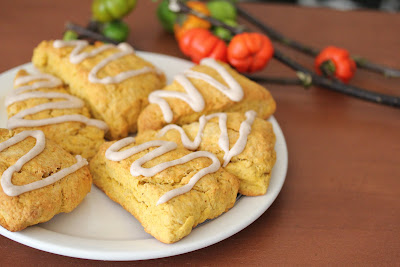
[0,52,288,261]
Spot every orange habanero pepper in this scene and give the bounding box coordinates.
[174,1,211,42]
[315,46,356,83]
[227,32,274,73]
[179,28,227,64]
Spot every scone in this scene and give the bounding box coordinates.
[90,137,239,243]
[0,129,92,232]
[136,111,276,196]
[32,40,166,140]
[6,69,107,159]
[137,58,276,133]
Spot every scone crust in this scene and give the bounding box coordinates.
[137,61,276,133]
[0,129,92,232]
[32,40,166,140]
[136,112,276,196]
[90,140,239,243]
[7,70,105,159]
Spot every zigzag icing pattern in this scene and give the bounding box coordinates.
[148,58,244,123]
[6,72,109,131]
[53,40,159,84]
[0,130,88,197]
[158,110,257,167]
[105,137,220,205]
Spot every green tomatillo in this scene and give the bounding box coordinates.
[213,19,237,41]
[63,30,78,41]
[92,0,137,22]
[157,0,177,33]
[207,0,237,22]
[102,20,130,42]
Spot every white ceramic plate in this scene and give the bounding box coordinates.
[0,52,288,261]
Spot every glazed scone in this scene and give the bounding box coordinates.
[137,58,276,133]
[6,69,106,159]
[136,111,276,196]
[32,40,166,140]
[0,129,92,232]
[90,139,239,243]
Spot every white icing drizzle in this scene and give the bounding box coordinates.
[53,40,114,64]
[222,111,256,166]
[186,58,243,101]
[53,40,159,85]
[158,110,257,167]
[148,74,205,123]
[105,137,220,205]
[6,73,109,131]
[0,130,88,197]
[13,73,62,95]
[148,58,243,123]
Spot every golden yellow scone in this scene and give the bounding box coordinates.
[136,112,276,196]
[32,40,166,140]
[137,60,276,133]
[6,69,105,159]
[0,129,92,232]
[90,140,239,243]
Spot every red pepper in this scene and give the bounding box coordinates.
[227,32,274,73]
[315,46,356,83]
[179,28,227,64]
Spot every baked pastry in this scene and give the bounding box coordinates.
[6,69,107,159]
[136,111,276,196]
[90,137,239,243]
[0,129,92,232]
[32,40,166,140]
[137,58,276,133]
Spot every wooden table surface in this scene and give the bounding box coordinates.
[1,0,399,265]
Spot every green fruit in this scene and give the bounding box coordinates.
[213,19,237,41]
[157,0,177,33]
[213,27,231,41]
[207,1,237,21]
[92,0,137,22]
[102,20,130,42]
[92,0,112,22]
[63,30,78,41]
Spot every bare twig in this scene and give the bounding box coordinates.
[274,50,400,106]
[236,6,400,78]
[173,1,400,108]
[65,22,119,45]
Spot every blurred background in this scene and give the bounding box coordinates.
[255,0,399,12]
